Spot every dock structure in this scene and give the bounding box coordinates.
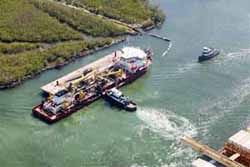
[182,137,245,167]
[148,33,171,42]
[142,32,172,56]
[183,129,250,167]
[42,50,123,95]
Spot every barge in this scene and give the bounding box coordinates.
[183,129,250,167]
[32,47,152,123]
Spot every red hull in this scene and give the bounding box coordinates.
[32,69,148,124]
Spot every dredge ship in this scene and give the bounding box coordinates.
[32,47,152,123]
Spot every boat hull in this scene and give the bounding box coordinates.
[198,50,220,62]
[103,95,137,112]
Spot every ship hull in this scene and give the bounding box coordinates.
[198,50,220,62]
[32,68,148,124]
[103,94,137,112]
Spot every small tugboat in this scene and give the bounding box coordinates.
[103,88,137,112]
[198,47,220,62]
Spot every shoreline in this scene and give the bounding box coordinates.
[0,23,161,90]
[0,37,126,90]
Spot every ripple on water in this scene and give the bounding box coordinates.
[197,77,250,135]
[136,107,197,140]
[152,61,199,82]
[213,48,250,65]
[154,48,250,82]
[134,107,198,167]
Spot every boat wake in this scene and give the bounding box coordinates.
[136,108,197,140]
[133,108,197,167]
[227,49,250,60]
[213,49,250,65]
[175,61,198,76]
[152,61,198,81]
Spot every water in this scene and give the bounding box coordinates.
[1,0,250,166]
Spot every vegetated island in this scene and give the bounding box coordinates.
[0,0,165,89]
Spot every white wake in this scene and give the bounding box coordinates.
[133,107,198,167]
[213,48,250,65]
[136,108,197,140]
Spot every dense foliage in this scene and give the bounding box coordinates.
[0,39,112,85]
[0,0,81,42]
[0,0,164,87]
[0,42,40,55]
[62,0,164,24]
[31,0,129,37]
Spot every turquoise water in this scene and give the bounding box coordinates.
[1,0,250,166]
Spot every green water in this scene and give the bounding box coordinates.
[1,0,250,166]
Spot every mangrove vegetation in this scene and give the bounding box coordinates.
[0,0,164,88]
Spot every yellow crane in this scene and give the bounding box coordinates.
[69,69,97,86]
[98,68,124,78]
[63,68,124,93]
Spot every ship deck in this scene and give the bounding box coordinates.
[41,50,123,95]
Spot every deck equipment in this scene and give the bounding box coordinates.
[32,47,152,123]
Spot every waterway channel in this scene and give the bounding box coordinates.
[1,0,250,166]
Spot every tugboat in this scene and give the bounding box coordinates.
[103,88,137,112]
[198,47,220,62]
